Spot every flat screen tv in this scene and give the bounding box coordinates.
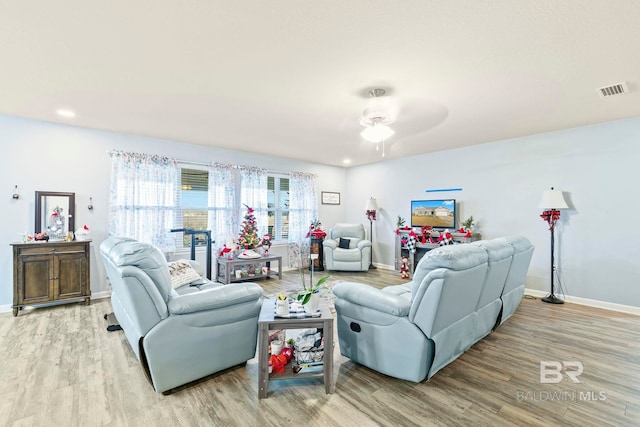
[411,199,456,229]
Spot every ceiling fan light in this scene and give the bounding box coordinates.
[360,123,395,143]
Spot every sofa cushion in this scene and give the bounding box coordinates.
[334,248,364,262]
[339,237,351,249]
[168,260,202,289]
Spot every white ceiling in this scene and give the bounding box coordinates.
[1,1,639,167]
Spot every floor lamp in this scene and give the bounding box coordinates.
[539,187,569,304]
[365,197,378,270]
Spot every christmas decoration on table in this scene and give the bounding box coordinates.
[406,230,417,253]
[218,244,233,258]
[75,224,91,241]
[32,231,49,241]
[421,226,433,237]
[400,256,410,279]
[47,206,66,239]
[457,227,472,238]
[261,233,272,255]
[395,216,411,235]
[237,249,261,259]
[237,204,262,249]
[438,229,455,246]
[461,215,475,233]
[306,219,326,239]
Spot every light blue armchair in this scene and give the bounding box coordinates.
[100,237,264,394]
[323,223,371,272]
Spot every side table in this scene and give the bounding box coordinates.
[257,298,335,398]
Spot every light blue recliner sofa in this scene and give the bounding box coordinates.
[494,236,535,326]
[100,236,264,394]
[332,236,533,382]
[323,223,371,272]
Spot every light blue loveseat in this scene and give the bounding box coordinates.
[100,236,264,393]
[332,236,534,382]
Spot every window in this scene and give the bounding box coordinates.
[109,151,179,253]
[267,175,289,241]
[177,168,210,247]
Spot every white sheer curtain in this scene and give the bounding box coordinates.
[288,172,318,267]
[239,167,268,237]
[208,163,236,250]
[109,151,179,252]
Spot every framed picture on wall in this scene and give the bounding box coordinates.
[321,191,340,205]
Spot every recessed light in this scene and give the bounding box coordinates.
[343,159,352,164]
[56,109,76,118]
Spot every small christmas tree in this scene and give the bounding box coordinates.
[238,205,262,249]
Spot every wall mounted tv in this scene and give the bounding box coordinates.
[411,199,456,229]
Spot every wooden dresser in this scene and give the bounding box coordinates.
[11,240,91,316]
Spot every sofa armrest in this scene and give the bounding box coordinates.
[357,240,372,249]
[323,239,337,250]
[168,282,263,315]
[332,282,410,317]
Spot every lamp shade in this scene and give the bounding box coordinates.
[365,198,378,211]
[360,123,395,143]
[539,188,568,209]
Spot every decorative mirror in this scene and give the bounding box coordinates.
[35,191,75,240]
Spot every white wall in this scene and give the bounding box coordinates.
[345,117,640,308]
[1,115,346,311]
[4,114,639,311]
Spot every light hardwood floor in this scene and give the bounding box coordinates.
[1,268,639,427]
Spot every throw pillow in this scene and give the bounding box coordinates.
[338,237,351,249]
[168,260,202,289]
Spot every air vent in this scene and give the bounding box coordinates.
[598,82,629,97]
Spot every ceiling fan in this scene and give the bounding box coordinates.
[356,87,449,159]
[359,88,398,157]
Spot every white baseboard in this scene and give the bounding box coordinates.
[91,290,112,300]
[374,263,396,271]
[525,288,640,315]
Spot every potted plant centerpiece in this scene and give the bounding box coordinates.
[297,274,330,314]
